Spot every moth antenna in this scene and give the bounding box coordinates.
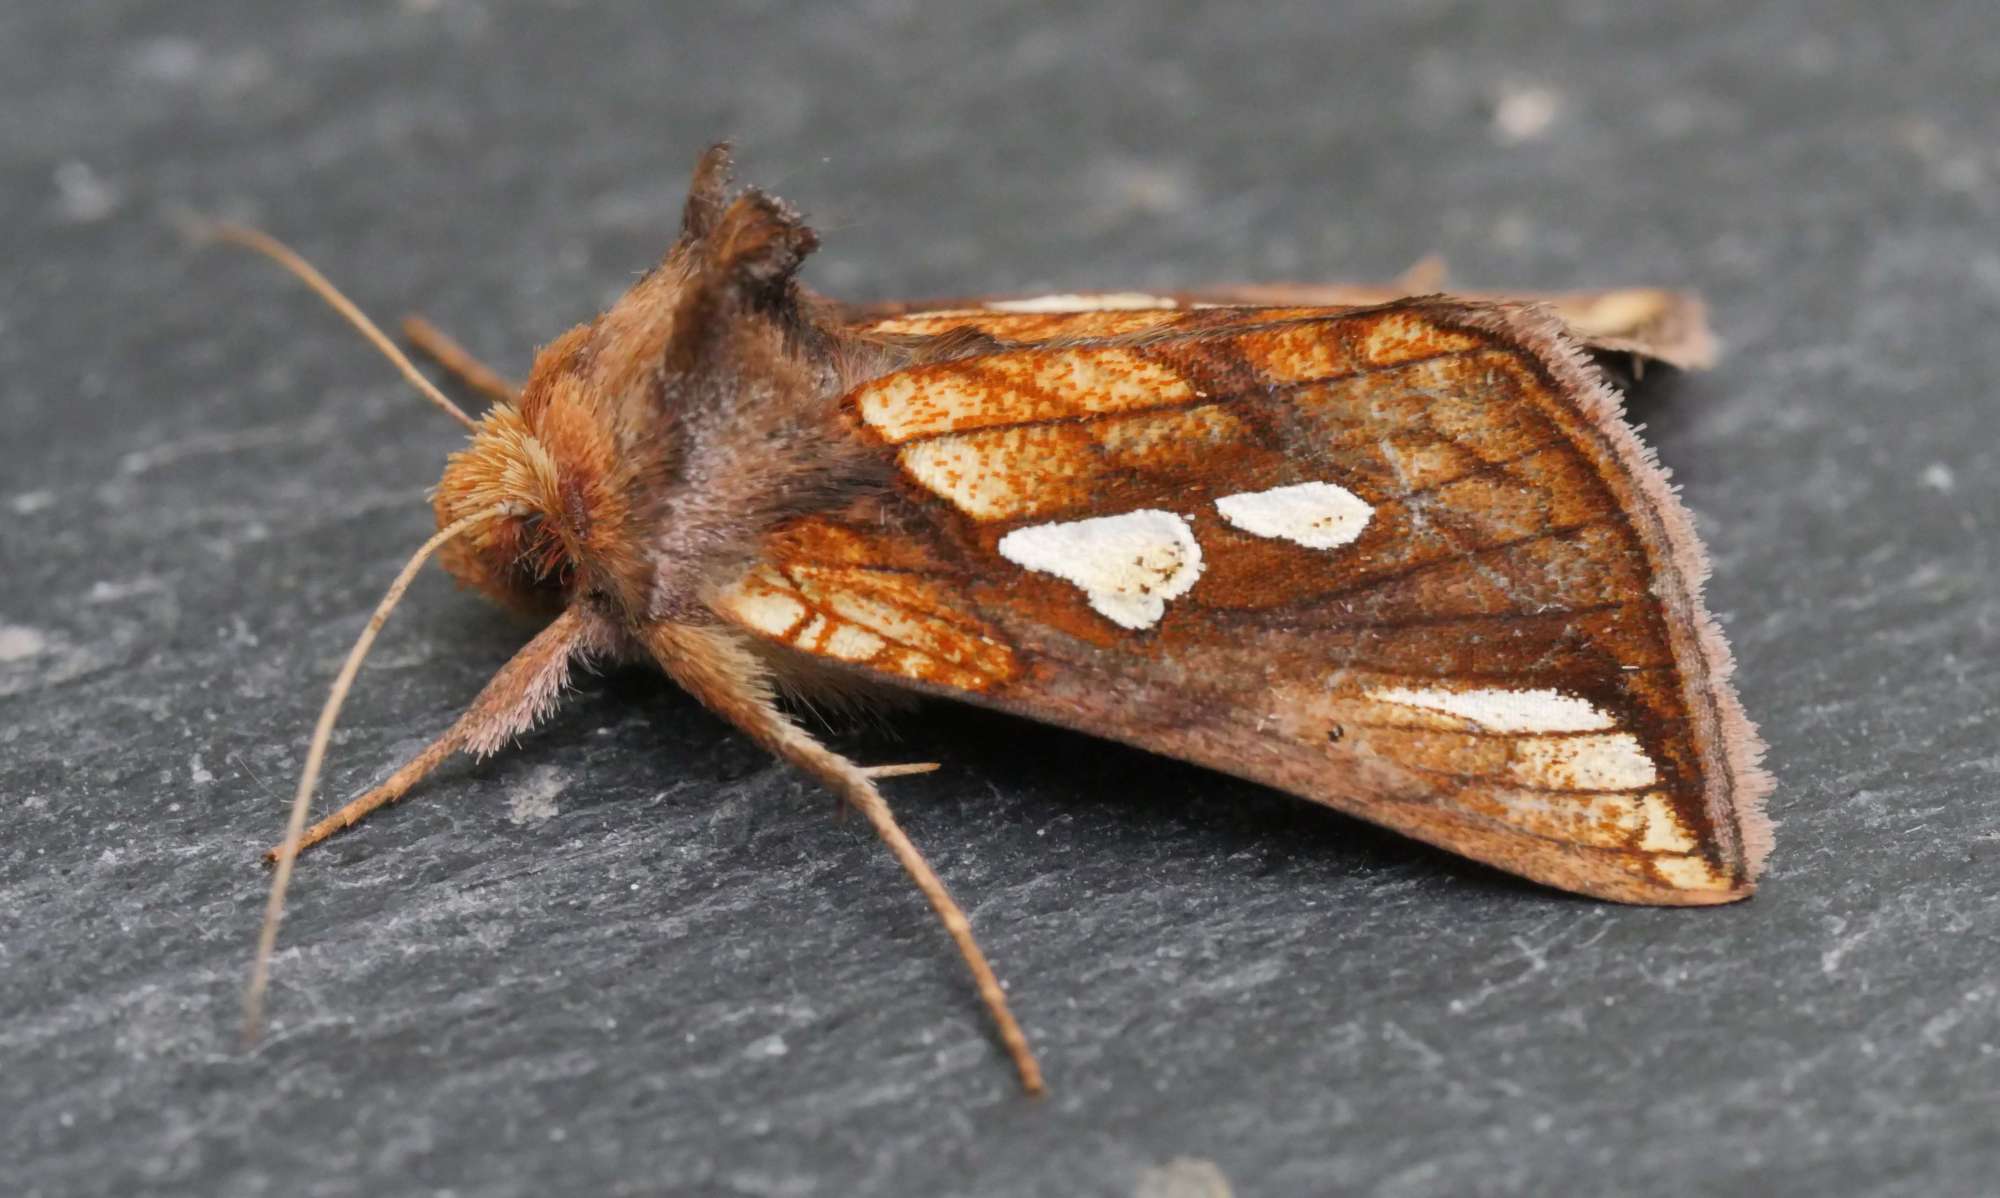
[400,315,521,404]
[242,507,502,1045]
[176,212,479,431]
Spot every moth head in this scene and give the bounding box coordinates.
[428,143,838,625]
[203,180,826,1043]
[432,324,636,617]
[435,144,840,621]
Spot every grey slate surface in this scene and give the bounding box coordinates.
[3,2,1996,1195]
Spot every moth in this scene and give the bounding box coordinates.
[213,145,1770,1094]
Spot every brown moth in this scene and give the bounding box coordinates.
[214,144,1771,1094]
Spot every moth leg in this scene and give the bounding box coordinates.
[646,619,1044,1094]
[860,762,941,778]
[400,314,521,404]
[264,606,602,860]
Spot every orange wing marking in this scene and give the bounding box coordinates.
[716,563,1018,691]
[853,347,1197,442]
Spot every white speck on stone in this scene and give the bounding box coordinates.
[128,36,272,98]
[997,509,1203,629]
[506,765,566,826]
[52,161,121,224]
[117,423,300,476]
[1897,119,1991,195]
[1490,210,1532,250]
[722,1169,814,1198]
[1921,462,1956,493]
[1136,1157,1236,1198]
[0,625,48,663]
[1083,156,1198,223]
[1648,96,1702,138]
[1492,84,1561,144]
[746,1032,789,1059]
[189,755,215,786]
[87,576,166,604]
[1215,481,1373,550]
[129,36,204,82]
[9,490,54,515]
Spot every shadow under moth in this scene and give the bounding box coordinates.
[206,144,1771,1094]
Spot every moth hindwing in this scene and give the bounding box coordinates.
[720,296,1771,904]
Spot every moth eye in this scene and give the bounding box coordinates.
[510,512,574,587]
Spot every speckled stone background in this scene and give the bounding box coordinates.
[4,2,1996,1195]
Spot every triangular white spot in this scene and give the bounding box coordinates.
[1215,481,1373,550]
[997,510,1203,629]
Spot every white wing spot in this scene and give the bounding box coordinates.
[997,510,1203,630]
[1215,481,1373,550]
[724,589,807,639]
[1638,793,1698,853]
[984,292,1180,313]
[1652,854,1727,890]
[822,624,886,662]
[1511,733,1659,791]
[0,625,49,662]
[1369,685,1616,733]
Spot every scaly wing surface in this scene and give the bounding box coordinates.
[717,300,1769,903]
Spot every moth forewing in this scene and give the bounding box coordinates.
[726,298,1770,904]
